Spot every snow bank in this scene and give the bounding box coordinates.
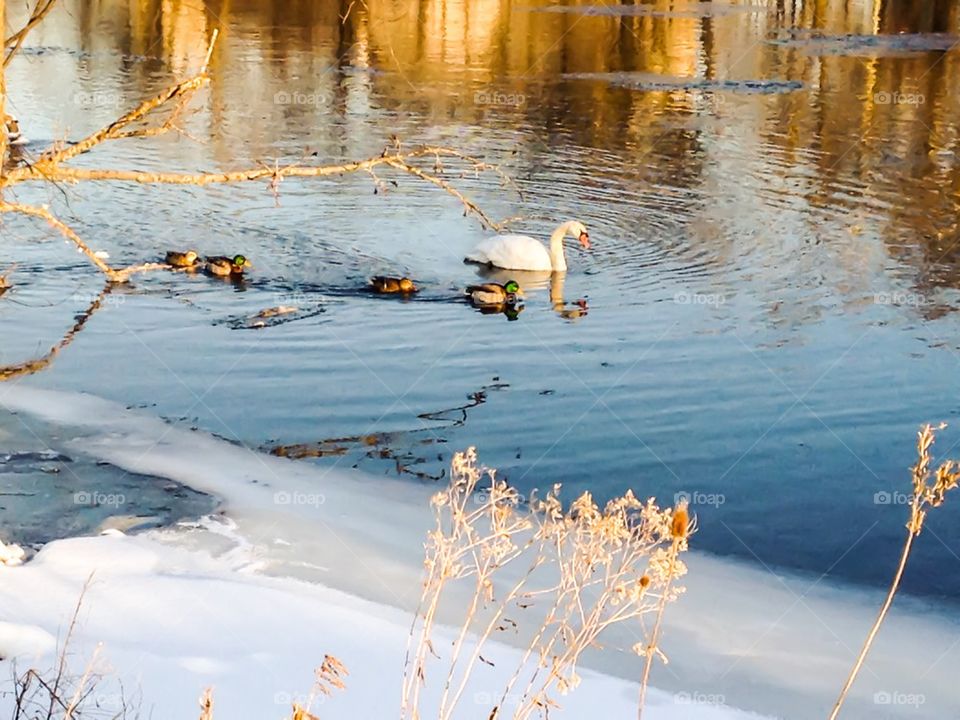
[1,385,958,718]
[0,532,766,719]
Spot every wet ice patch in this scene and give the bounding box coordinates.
[532,3,769,18]
[769,31,960,56]
[563,72,804,94]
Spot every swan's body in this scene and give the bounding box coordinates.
[465,220,590,272]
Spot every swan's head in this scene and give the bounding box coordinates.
[567,221,591,250]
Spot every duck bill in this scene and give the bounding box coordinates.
[578,232,591,250]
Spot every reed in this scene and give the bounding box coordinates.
[828,423,960,719]
[401,448,692,720]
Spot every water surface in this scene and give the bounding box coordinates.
[2,0,960,599]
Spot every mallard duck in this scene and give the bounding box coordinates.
[370,276,418,294]
[165,250,201,268]
[0,265,12,295]
[3,113,26,145]
[205,254,249,277]
[466,280,523,306]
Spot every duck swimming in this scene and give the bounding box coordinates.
[165,250,201,268]
[205,254,249,277]
[466,280,523,306]
[0,265,13,296]
[370,276,418,294]
[3,113,26,146]
[465,221,590,272]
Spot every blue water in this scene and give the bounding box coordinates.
[3,0,960,599]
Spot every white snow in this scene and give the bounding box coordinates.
[0,531,767,719]
[1,384,958,718]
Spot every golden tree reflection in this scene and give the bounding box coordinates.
[7,0,960,309]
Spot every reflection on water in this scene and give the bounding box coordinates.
[3,0,960,599]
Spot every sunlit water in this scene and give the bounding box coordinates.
[2,0,960,599]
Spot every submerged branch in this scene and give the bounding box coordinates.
[0,284,110,381]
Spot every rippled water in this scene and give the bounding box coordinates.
[3,0,960,598]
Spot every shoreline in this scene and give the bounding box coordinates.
[1,384,958,718]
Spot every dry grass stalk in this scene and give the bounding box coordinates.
[637,502,690,719]
[828,423,960,720]
[1,0,8,175]
[401,448,691,720]
[9,574,136,719]
[287,654,349,720]
[198,688,213,720]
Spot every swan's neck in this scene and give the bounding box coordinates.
[549,224,569,272]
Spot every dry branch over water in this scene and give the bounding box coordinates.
[0,23,513,283]
[0,8,514,379]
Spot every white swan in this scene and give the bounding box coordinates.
[465,220,590,272]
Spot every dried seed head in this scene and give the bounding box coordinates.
[671,505,689,540]
[639,574,651,588]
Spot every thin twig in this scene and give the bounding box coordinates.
[4,0,59,68]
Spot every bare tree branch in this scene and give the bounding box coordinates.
[4,0,59,68]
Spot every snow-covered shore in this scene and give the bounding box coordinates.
[0,531,768,720]
[1,385,957,718]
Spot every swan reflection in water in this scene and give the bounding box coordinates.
[471,267,589,321]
